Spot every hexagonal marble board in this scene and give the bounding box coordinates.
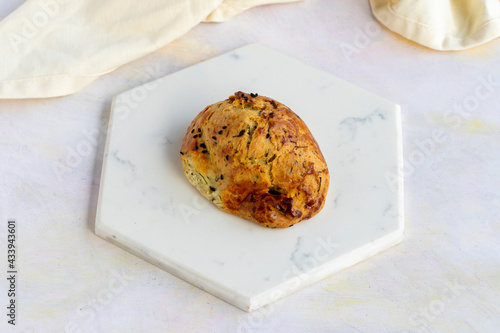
[96,43,404,312]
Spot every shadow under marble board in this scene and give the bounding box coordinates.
[95,43,404,312]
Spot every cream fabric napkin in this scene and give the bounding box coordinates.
[0,0,297,99]
[2,0,500,99]
[370,0,500,51]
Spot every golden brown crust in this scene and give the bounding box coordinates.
[180,92,329,228]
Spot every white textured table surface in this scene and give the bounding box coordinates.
[1,1,500,332]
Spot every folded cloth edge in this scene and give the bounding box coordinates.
[0,70,117,100]
[370,0,500,50]
[0,0,297,100]
[204,0,300,22]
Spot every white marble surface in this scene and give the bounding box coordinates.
[1,0,500,332]
[96,44,403,312]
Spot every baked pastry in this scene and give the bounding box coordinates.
[180,92,329,228]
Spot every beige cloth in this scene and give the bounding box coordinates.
[2,0,500,99]
[370,0,500,51]
[0,0,298,99]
